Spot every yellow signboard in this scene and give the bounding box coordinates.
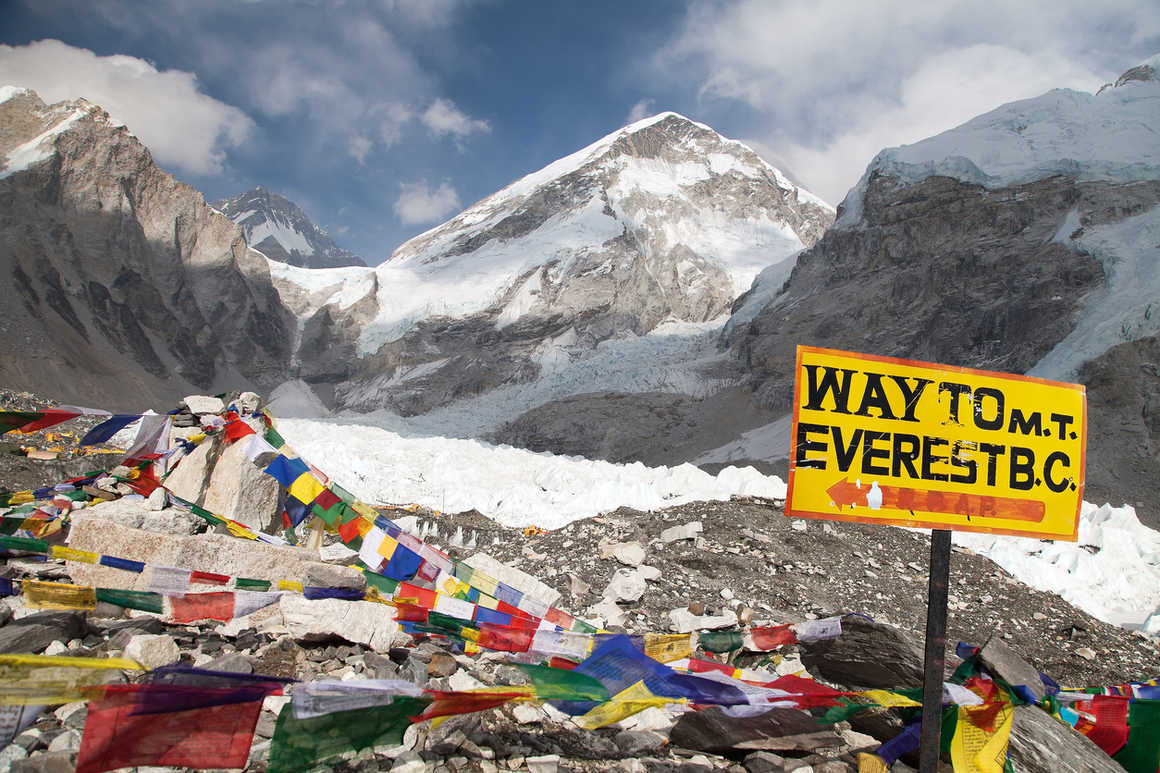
[787,346,1085,540]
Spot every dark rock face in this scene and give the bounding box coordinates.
[725,172,1160,524]
[0,90,295,410]
[215,186,367,269]
[797,616,925,690]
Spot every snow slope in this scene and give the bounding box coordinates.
[835,63,1160,228]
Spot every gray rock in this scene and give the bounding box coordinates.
[1007,704,1124,773]
[670,707,843,755]
[204,651,255,673]
[0,611,87,654]
[798,616,925,689]
[183,395,225,414]
[978,634,1046,701]
[10,750,78,773]
[743,751,787,773]
[123,633,180,669]
[614,729,667,756]
[305,561,369,592]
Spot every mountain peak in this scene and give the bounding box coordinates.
[214,186,367,269]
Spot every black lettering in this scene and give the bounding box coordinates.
[795,423,829,469]
[891,376,933,422]
[940,382,972,423]
[1050,412,1075,441]
[832,427,863,472]
[979,442,1006,486]
[1007,408,1043,437]
[973,387,1005,431]
[854,372,898,420]
[802,366,857,414]
[1010,446,1035,490]
[891,432,920,478]
[922,436,949,481]
[950,440,977,485]
[1044,451,1071,493]
[861,430,890,475]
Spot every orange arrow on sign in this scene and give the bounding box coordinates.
[825,477,1046,523]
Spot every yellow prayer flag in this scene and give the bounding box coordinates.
[472,573,499,597]
[377,534,399,559]
[288,472,325,504]
[858,689,922,708]
[577,680,681,729]
[0,654,143,671]
[643,634,693,663]
[278,580,304,592]
[51,545,99,563]
[857,752,889,773]
[351,501,377,519]
[22,580,97,610]
[950,703,1014,773]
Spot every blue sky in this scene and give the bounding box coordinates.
[3,0,1159,264]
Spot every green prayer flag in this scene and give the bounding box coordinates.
[329,482,357,504]
[235,578,272,591]
[0,535,49,553]
[426,611,468,632]
[0,411,42,434]
[819,697,872,725]
[698,630,744,653]
[516,664,610,702]
[265,427,285,448]
[359,566,399,595]
[1113,699,1160,773]
[95,588,164,614]
[267,696,429,773]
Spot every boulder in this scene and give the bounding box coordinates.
[670,707,843,755]
[798,616,925,689]
[978,634,1046,702]
[66,517,366,593]
[1007,704,1125,773]
[277,594,402,652]
[0,611,88,654]
[123,634,180,669]
[163,431,280,533]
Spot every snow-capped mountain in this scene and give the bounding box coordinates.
[215,186,367,269]
[722,55,1160,525]
[0,87,294,409]
[281,112,832,415]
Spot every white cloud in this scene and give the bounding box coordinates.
[0,39,253,176]
[665,0,1160,204]
[421,98,490,139]
[626,98,655,124]
[394,179,461,225]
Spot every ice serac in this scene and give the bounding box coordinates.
[214,186,367,269]
[725,56,1160,526]
[0,88,295,410]
[308,112,832,414]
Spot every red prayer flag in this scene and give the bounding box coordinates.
[397,583,437,609]
[169,592,236,623]
[750,624,796,649]
[477,624,534,653]
[190,570,231,586]
[545,607,573,628]
[18,409,83,432]
[688,657,736,677]
[75,685,263,773]
[313,487,341,510]
[223,416,257,442]
[1078,696,1130,756]
[420,690,522,720]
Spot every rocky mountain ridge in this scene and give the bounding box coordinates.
[215,186,367,269]
[0,88,295,411]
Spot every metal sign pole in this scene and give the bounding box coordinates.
[919,528,952,772]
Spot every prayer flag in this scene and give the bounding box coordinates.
[1112,699,1160,773]
[265,455,309,488]
[168,592,237,624]
[15,409,83,433]
[949,702,1013,773]
[288,471,325,506]
[517,664,609,702]
[75,685,264,773]
[22,581,96,610]
[267,696,430,773]
[79,415,141,446]
[0,411,44,434]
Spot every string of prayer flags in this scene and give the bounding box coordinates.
[267,696,431,773]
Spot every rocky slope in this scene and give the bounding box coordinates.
[215,186,367,269]
[285,112,832,415]
[0,88,295,410]
[722,57,1160,526]
[1,391,1155,772]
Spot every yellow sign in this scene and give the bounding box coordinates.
[787,346,1085,539]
